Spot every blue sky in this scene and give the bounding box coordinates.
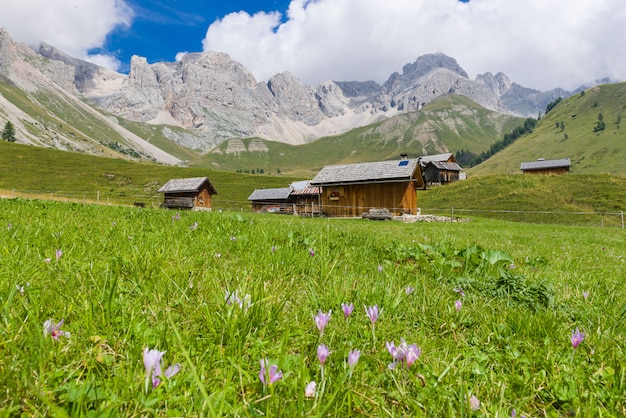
[1,0,625,91]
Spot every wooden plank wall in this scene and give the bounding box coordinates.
[320,182,418,217]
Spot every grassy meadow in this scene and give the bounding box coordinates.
[1,198,625,416]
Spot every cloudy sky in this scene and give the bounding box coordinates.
[1,0,625,91]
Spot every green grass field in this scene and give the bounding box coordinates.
[1,198,625,416]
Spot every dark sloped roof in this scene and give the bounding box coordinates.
[520,158,570,171]
[429,161,463,171]
[311,158,421,186]
[420,153,454,164]
[248,187,293,201]
[158,177,217,194]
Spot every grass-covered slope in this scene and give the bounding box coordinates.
[191,95,523,176]
[1,198,624,415]
[419,174,626,226]
[469,82,626,175]
[0,141,299,208]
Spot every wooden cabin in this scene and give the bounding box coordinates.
[158,177,217,210]
[310,158,424,218]
[289,180,322,216]
[420,153,463,185]
[248,181,322,216]
[247,187,293,213]
[520,158,570,175]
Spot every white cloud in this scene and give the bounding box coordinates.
[0,0,132,71]
[175,52,189,62]
[202,0,626,91]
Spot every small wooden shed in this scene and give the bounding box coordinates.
[520,158,570,175]
[310,157,424,218]
[247,187,293,213]
[289,180,322,216]
[158,177,217,210]
[420,153,463,185]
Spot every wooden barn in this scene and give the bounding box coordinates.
[420,153,463,185]
[247,181,322,216]
[158,177,217,210]
[247,187,293,213]
[310,158,424,218]
[520,158,570,175]
[289,180,322,216]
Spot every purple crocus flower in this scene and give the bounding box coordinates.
[455,300,462,312]
[365,305,379,325]
[377,265,383,273]
[305,381,316,398]
[348,349,360,368]
[143,347,181,389]
[469,395,480,411]
[189,222,198,230]
[582,291,589,300]
[454,287,465,297]
[386,339,420,369]
[571,327,585,349]
[55,249,63,261]
[317,344,330,365]
[259,359,282,386]
[309,248,315,257]
[314,310,331,334]
[43,319,70,340]
[405,286,415,295]
[341,303,354,318]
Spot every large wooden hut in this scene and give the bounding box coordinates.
[520,158,570,175]
[310,158,424,218]
[158,177,217,210]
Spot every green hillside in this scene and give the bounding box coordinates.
[0,141,299,209]
[469,83,626,175]
[419,174,626,226]
[190,95,523,176]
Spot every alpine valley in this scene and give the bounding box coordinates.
[0,27,619,175]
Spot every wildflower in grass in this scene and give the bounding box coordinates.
[582,291,589,299]
[309,248,315,257]
[454,287,465,297]
[571,327,585,349]
[189,222,198,230]
[317,344,330,365]
[7,223,12,230]
[455,300,462,312]
[386,339,420,369]
[55,249,63,260]
[378,265,383,273]
[43,319,70,340]
[43,258,51,263]
[341,303,354,318]
[215,253,221,259]
[365,305,379,325]
[172,212,180,222]
[225,290,252,311]
[230,236,236,242]
[305,381,316,398]
[508,263,516,269]
[259,359,282,386]
[405,286,415,295]
[469,394,480,411]
[271,245,277,253]
[315,310,331,335]
[143,347,181,389]
[348,349,360,369]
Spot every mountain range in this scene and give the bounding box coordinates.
[0,27,573,164]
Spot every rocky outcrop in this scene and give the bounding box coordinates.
[1,28,573,154]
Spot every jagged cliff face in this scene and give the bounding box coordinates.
[2,28,568,153]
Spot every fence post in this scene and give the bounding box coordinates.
[97,191,100,203]
[451,207,454,222]
[621,211,624,229]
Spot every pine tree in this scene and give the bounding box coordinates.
[2,121,16,142]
